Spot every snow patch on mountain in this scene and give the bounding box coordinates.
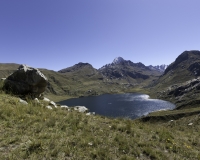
[148,64,168,72]
[99,57,125,70]
[112,57,125,64]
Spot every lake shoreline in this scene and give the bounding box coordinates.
[58,93,175,120]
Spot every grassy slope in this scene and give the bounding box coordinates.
[0,90,200,159]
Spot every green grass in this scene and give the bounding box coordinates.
[0,83,200,159]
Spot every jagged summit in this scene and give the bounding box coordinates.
[98,56,162,83]
[112,57,125,64]
[148,64,168,72]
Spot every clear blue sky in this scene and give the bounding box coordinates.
[1,1,200,71]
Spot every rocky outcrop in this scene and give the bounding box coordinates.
[156,76,200,109]
[188,62,200,76]
[3,64,48,97]
[167,78,200,97]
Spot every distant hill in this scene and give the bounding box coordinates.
[58,62,102,80]
[0,63,20,79]
[0,63,20,70]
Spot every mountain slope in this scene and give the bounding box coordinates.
[151,50,200,109]
[58,62,103,80]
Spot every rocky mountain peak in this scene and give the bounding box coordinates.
[164,50,200,75]
[148,64,168,72]
[112,57,125,64]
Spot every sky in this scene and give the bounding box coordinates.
[0,0,200,71]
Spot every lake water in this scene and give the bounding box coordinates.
[59,93,175,119]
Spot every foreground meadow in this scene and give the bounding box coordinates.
[0,89,200,160]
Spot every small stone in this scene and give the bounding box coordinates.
[19,99,28,105]
[188,123,193,126]
[34,98,40,103]
[46,106,53,110]
[49,101,57,108]
[60,105,69,109]
[43,97,50,102]
[88,142,93,146]
[77,106,88,113]
[86,112,95,116]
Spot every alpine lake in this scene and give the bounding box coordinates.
[59,93,175,120]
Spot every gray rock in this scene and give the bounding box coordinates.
[86,112,95,116]
[49,101,57,108]
[74,106,88,113]
[34,98,40,103]
[19,99,28,105]
[46,106,53,110]
[3,64,48,97]
[60,105,69,109]
[43,97,50,102]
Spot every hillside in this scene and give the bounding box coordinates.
[151,50,200,109]
[0,84,199,159]
[0,63,20,80]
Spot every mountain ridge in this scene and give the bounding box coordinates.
[151,50,200,109]
[1,51,200,109]
[148,64,168,72]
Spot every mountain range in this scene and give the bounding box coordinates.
[0,57,166,98]
[1,50,200,111]
[99,57,167,73]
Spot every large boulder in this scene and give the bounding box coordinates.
[3,64,48,97]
